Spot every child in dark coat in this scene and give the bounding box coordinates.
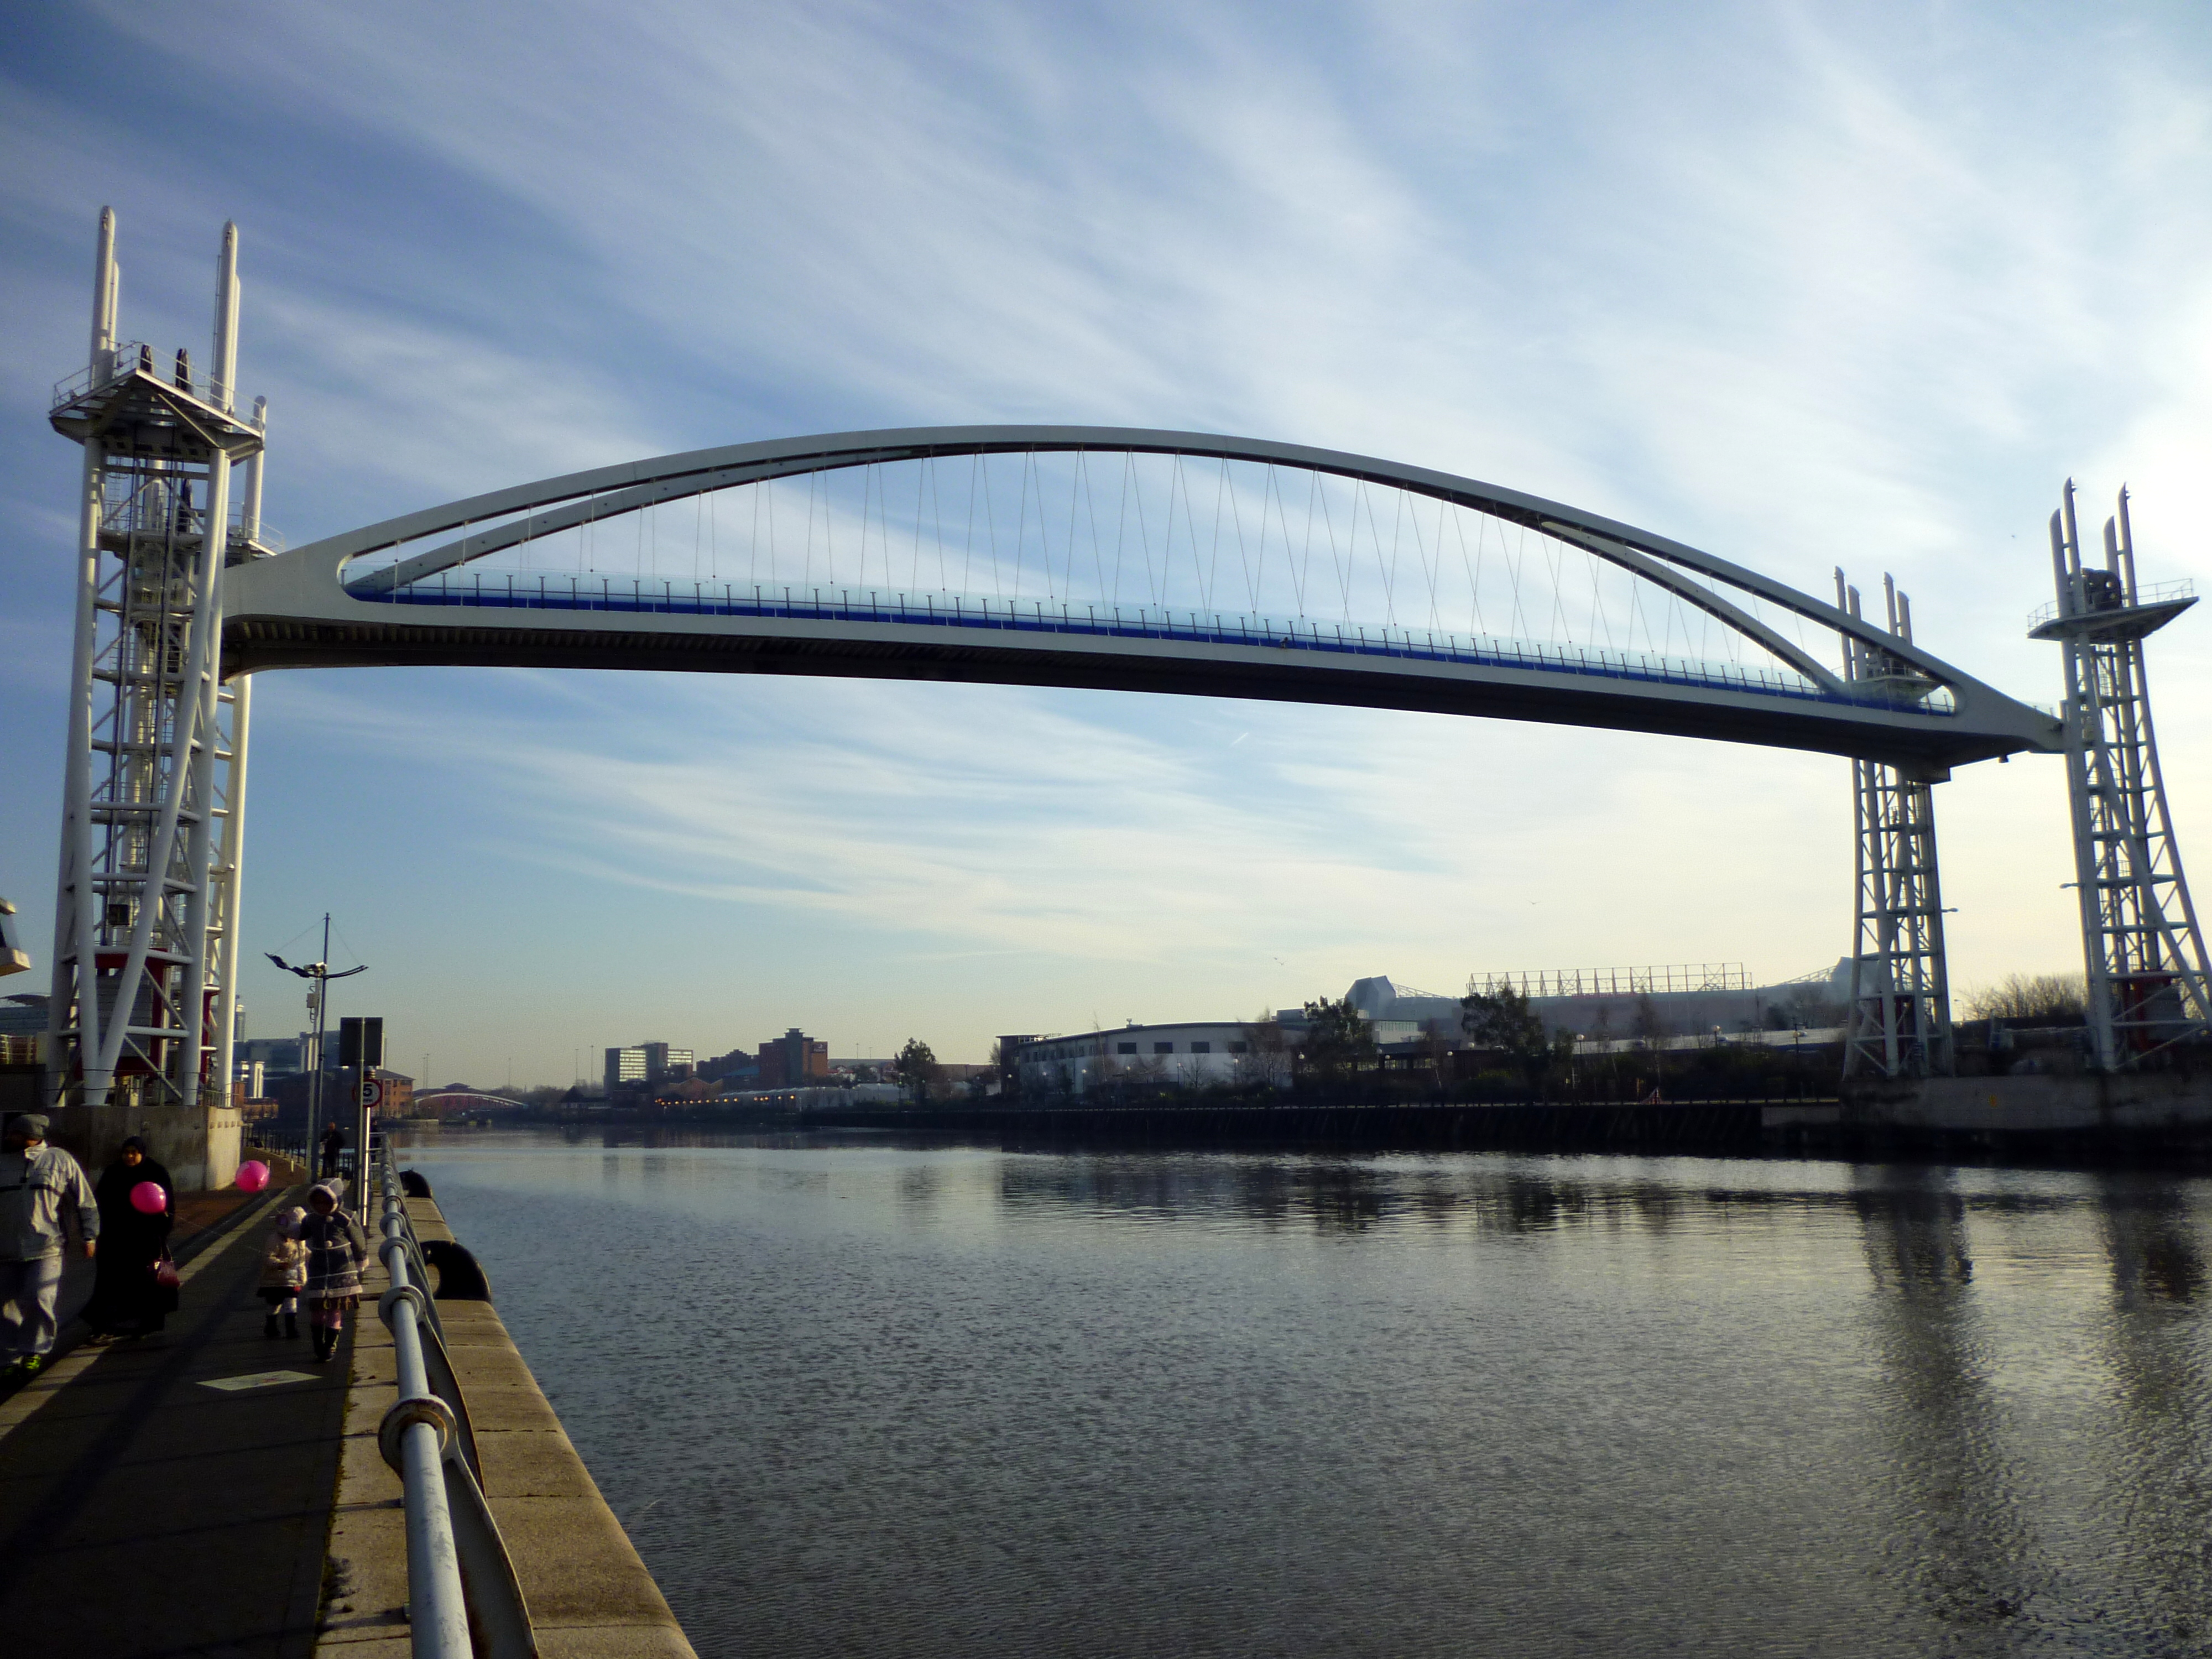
[298,1183,369,1363]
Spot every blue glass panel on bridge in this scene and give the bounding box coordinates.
[349,570,1952,714]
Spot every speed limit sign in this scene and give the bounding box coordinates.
[359,1078,383,1108]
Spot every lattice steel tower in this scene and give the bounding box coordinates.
[2036,482,2211,1070]
[1840,570,1954,1078]
[45,210,270,1112]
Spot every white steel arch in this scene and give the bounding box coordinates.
[226,426,2062,770]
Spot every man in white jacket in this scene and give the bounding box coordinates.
[1,1113,100,1381]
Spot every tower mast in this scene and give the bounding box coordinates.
[2035,482,2211,1068]
[46,210,272,1119]
[1841,569,1954,1079]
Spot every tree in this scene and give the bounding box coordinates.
[1298,996,1376,1082]
[1965,973,2088,1023]
[891,1037,941,1105]
[1236,1010,1293,1091]
[1460,983,1552,1090]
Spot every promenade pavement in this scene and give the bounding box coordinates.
[0,1183,352,1659]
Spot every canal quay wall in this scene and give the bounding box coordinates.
[807,1100,1778,1151]
[1837,1069,2212,1156]
[660,1074,2212,1163]
[322,1183,696,1658]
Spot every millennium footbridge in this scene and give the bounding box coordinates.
[34,211,2212,1133]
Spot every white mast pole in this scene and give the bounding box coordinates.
[178,223,241,1107]
[89,206,116,364]
[2052,487,2115,1072]
[50,207,118,1105]
[210,393,267,1120]
[211,676,253,1114]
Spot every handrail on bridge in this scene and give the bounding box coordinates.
[372,1134,538,1658]
[361,568,1957,711]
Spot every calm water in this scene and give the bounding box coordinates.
[399,1129,2212,1657]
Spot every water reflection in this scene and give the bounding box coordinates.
[2092,1176,2212,1649]
[998,1152,1768,1238]
[897,1165,941,1220]
[1851,1168,2038,1644]
[2099,1176,2206,1306]
[1855,1168,1975,1289]
[400,1130,2212,1658]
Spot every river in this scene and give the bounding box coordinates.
[395,1128,2212,1656]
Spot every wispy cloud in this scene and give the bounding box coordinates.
[7,2,2210,1075]
[264,664,1858,979]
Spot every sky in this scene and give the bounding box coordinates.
[4,2,2211,1085]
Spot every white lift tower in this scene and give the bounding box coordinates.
[45,210,271,1113]
[2036,483,2212,1070]
[1839,571,1954,1079]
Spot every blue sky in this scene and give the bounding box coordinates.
[4,2,2210,1083]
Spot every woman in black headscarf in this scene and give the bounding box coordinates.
[82,1136,178,1342]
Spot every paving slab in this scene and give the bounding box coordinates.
[477,1424,615,1501]
[535,1627,704,1659]
[0,1184,347,1659]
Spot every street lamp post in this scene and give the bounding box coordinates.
[268,912,364,1175]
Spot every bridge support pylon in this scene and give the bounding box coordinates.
[44,210,270,1114]
[2037,482,2212,1070]
[1840,572,1954,1079]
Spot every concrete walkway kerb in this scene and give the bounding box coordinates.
[319,1182,698,1658]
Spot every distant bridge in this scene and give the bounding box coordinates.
[413,1089,531,1114]
[225,426,2062,768]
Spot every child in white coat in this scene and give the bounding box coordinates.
[256,1204,307,1339]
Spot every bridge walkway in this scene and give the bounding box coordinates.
[0,1182,349,1659]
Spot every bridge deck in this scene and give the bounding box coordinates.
[225,588,2041,767]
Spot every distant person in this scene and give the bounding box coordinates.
[299,1183,368,1364]
[0,1113,99,1383]
[257,1204,308,1340]
[81,1136,176,1344]
[319,1123,346,1182]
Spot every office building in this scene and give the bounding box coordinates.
[604,1042,695,1094]
[758,1029,830,1089]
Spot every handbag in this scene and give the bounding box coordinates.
[148,1249,182,1316]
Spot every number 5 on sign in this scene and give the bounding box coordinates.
[359,1079,383,1108]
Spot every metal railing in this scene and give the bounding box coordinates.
[2026,577,2197,631]
[91,473,284,551]
[242,1128,309,1168]
[372,1135,538,1658]
[242,1130,360,1184]
[349,571,1957,711]
[50,341,248,419]
[1469,962,1754,999]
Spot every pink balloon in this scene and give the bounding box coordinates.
[236,1160,270,1193]
[129,1180,167,1214]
